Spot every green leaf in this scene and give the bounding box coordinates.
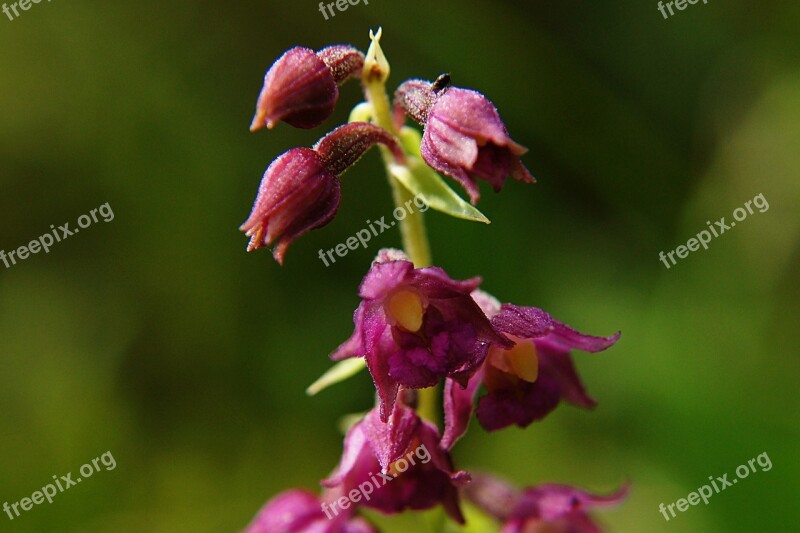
[305,358,367,396]
[392,126,490,224]
[389,158,490,224]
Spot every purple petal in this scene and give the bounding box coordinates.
[545,321,621,353]
[426,114,481,168]
[476,375,561,431]
[243,489,321,532]
[470,289,502,318]
[431,88,511,146]
[409,266,482,297]
[358,259,415,300]
[321,423,369,489]
[491,304,555,340]
[330,304,368,361]
[501,514,601,533]
[515,483,629,521]
[363,404,420,473]
[538,346,597,408]
[509,156,536,184]
[471,144,514,191]
[441,372,482,450]
[366,329,401,421]
[420,128,481,204]
[462,473,522,521]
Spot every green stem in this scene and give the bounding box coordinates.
[362,31,436,423]
[363,71,432,268]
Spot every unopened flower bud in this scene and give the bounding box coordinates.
[250,45,364,131]
[240,123,403,263]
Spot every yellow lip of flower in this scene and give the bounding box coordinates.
[386,288,426,333]
[487,335,539,383]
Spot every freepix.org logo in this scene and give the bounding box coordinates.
[3,451,117,521]
[321,443,431,519]
[1,202,114,271]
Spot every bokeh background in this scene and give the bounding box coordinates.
[1,0,798,531]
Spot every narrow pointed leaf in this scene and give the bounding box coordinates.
[389,158,490,224]
[306,358,367,396]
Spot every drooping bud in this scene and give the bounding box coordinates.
[240,147,339,264]
[394,78,535,204]
[250,45,364,131]
[240,123,403,264]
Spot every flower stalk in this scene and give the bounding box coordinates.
[361,28,432,270]
[361,29,436,424]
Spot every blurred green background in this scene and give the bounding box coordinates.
[1,0,798,531]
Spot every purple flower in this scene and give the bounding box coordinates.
[464,474,628,533]
[394,77,534,204]
[332,250,511,420]
[322,403,470,524]
[240,123,403,264]
[442,291,620,447]
[251,45,364,131]
[243,489,376,533]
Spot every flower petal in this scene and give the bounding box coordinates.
[515,483,630,521]
[244,489,320,532]
[538,346,597,408]
[476,374,561,430]
[441,372,483,450]
[546,321,621,353]
[491,304,555,340]
[363,404,420,473]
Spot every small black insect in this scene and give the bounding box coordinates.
[432,73,451,93]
